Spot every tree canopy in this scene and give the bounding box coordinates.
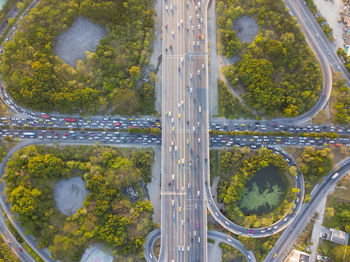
[0,0,155,115]
[217,0,322,117]
[3,145,154,261]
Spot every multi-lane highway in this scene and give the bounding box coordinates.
[160,0,209,261]
[145,229,256,262]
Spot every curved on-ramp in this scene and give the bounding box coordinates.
[144,229,256,262]
[205,146,305,238]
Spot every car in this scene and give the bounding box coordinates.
[178,207,181,212]
[197,42,199,46]
[202,64,205,69]
[322,92,325,96]
[198,24,201,30]
[197,70,200,75]
[192,25,194,31]
[249,230,254,234]
[172,200,175,206]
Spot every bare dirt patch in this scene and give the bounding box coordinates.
[53,16,107,67]
[54,176,89,216]
[232,15,259,43]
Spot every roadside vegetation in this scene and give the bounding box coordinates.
[294,213,317,253]
[330,78,350,125]
[0,235,20,261]
[217,0,322,118]
[220,242,246,262]
[303,0,334,41]
[286,147,333,202]
[217,80,253,119]
[237,234,280,261]
[3,145,155,261]
[299,147,333,200]
[213,146,296,228]
[0,0,155,115]
[324,174,350,234]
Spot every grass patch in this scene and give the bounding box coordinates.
[208,238,215,244]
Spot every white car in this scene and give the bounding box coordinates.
[197,70,200,75]
[189,73,193,79]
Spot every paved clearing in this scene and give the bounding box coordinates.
[147,147,161,224]
[232,16,259,43]
[149,0,163,114]
[54,176,89,216]
[53,16,107,67]
[314,0,344,48]
[208,242,222,262]
[80,244,113,262]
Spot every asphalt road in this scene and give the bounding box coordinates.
[0,208,35,262]
[264,159,350,261]
[145,229,256,262]
[206,146,305,238]
[159,0,209,261]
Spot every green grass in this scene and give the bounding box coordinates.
[239,182,283,212]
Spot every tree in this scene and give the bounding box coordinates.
[113,89,139,115]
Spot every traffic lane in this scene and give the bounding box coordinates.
[265,162,350,261]
[208,230,256,262]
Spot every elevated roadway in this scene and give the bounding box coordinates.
[145,229,256,262]
[159,0,210,261]
[264,159,350,261]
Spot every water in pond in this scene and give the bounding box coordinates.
[239,166,286,216]
[0,0,7,10]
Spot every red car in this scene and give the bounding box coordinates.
[249,230,254,234]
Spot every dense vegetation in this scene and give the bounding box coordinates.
[217,80,253,119]
[217,0,322,117]
[0,0,155,115]
[220,242,246,262]
[295,147,333,202]
[325,197,350,234]
[0,236,19,261]
[237,234,280,261]
[3,145,154,261]
[297,147,333,183]
[319,240,350,262]
[330,78,350,125]
[215,146,296,227]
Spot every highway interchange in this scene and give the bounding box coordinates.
[0,0,349,261]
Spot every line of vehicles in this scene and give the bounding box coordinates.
[1,129,350,148]
[0,114,349,136]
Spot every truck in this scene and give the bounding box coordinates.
[23,132,36,137]
[331,172,340,179]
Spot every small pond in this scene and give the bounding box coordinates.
[239,166,286,215]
